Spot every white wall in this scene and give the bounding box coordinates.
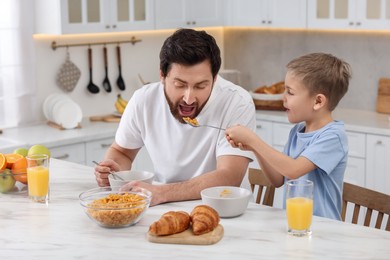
[33,28,224,123]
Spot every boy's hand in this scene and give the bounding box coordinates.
[225,125,255,151]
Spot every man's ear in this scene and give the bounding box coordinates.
[313,94,327,110]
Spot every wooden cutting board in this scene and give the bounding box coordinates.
[89,115,121,123]
[146,224,224,245]
[376,78,390,114]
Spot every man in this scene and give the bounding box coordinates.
[94,28,256,206]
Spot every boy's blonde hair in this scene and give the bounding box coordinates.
[286,53,351,111]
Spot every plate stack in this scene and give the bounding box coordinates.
[43,94,83,129]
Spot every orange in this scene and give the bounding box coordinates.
[0,153,6,171]
[11,157,28,184]
[5,153,23,169]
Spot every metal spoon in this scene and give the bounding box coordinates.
[116,45,126,91]
[87,47,99,94]
[92,161,124,181]
[183,117,226,130]
[102,46,112,93]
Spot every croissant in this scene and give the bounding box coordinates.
[149,211,191,236]
[190,205,220,235]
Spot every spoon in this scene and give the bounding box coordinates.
[102,46,112,93]
[116,45,126,91]
[92,161,125,181]
[183,117,226,130]
[87,47,99,94]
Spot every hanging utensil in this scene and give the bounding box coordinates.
[102,46,112,93]
[56,48,81,92]
[87,47,99,94]
[116,45,126,91]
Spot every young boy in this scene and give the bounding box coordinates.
[225,53,351,220]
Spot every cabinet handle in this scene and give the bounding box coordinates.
[54,154,70,160]
[256,125,262,129]
[262,20,266,24]
[356,22,361,26]
[267,20,272,24]
[101,143,111,148]
[192,21,196,25]
[186,21,191,25]
[106,25,110,29]
[376,140,383,145]
[112,24,117,28]
[349,21,354,26]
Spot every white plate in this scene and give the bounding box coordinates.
[43,94,70,121]
[51,99,82,129]
[249,91,283,101]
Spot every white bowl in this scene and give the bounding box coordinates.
[201,186,251,218]
[108,170,155,187]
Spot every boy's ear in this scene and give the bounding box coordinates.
[313,94,327,110]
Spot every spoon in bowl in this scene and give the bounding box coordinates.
[92,161,124,181]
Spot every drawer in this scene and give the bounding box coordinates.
[346,131,365,158]
[50,143,86,164]
[272,122,293,147]
[255,120,273,146]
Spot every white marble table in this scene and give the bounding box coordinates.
[1,159,389,259]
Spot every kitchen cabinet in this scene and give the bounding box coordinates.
[366,134,390,194]
[154,0,224,29]
[85,137,114,167]
[229,0,307,29]
[34,0,154,34]
[307,0,390,30]
[49,143,86,165]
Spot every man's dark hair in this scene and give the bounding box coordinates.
[159,28,221,78]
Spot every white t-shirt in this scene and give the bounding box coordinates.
[115,76,256,183]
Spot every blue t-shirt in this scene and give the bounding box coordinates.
[283,121,348,220]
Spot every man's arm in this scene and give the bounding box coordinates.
[94,141,140,186]
[120,154,250,206]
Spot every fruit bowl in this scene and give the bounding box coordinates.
[0,169,28,194]
[79,186,152,228]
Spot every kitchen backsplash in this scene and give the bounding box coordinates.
[33,27,390,123]
[223,28,390,112]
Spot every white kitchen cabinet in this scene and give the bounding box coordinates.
[272,122,293,151]
[154,0,224,29]
[85,137,114,167]
[307,0,390,30]
[366,134,390,194]
[229,0,307,29]
[49,143,86,165]
[344,132,366,186]
[34,0,154,34]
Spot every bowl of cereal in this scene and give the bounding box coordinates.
[201,186,251,218]
[79,186,152,228]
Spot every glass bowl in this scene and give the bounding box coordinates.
[79,186,152,228]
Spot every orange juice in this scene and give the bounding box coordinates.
[27,166,49,197]
[286,197,313,230]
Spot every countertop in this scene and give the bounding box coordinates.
[0,118,119,152]
[1,108,390,153]
[0,159,389,259]
[256,108,390,136]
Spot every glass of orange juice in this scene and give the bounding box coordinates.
[286,179,313,236]
[26,154,49,203]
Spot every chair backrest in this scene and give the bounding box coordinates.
[341,182,390,231]
[248,168,275,207]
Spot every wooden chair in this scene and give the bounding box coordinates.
[248,168,275,207]
[341,182,390,231]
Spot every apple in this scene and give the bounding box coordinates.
[0,169,16,193]
[28,144,51,158]
[13,147,28,157]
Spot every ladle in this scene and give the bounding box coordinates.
[102,46,112,92]
[87,47,99,94]
[116,45,126,91]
